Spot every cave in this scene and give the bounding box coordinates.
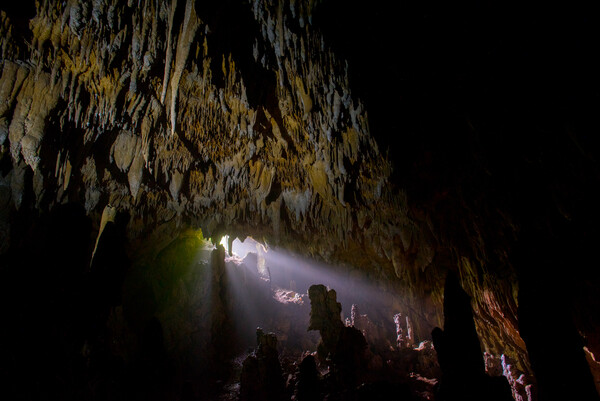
[1,1,599,400]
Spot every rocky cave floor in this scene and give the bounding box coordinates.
[198,249,442,401]
[0,218,529,401]
[123,243,519,401]
[0,204,537,401]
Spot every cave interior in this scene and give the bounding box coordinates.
[0,1,599,400]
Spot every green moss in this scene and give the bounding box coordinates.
[151,232,210,303]
[122,230,212,328]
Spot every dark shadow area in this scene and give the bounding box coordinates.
[517,227,600,401]
[0,2,36,19]
[0,203,93,400]
[432,272,513,401]
[312,0,600,198]
[195,0,277,108]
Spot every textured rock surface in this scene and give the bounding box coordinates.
[1,1,600,400]
[0,0,526,366]
[0,0,448,346]
[0,0,404,266]
[240,328,286,401]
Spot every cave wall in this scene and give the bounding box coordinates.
[0,0,442,340]
[1,1,600,399]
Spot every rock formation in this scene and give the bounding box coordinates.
[432,273,514,401]
[240,328,286,401]
[0,0,545,379]
[394,311,415,350]
[294,354,321,401]
[1,1,599,400]
[308,284,368,395]
[348,304,388,351]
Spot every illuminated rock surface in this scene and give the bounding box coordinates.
[0,1,599,400]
